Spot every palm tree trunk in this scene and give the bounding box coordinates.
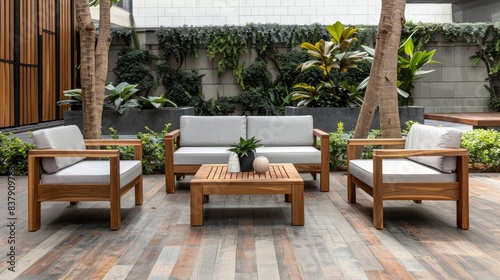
[74,0,111,139]
[352,0,406,156]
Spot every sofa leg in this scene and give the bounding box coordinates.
[457,199,469,230]
[413,200,422,204]
[320,171,329,192]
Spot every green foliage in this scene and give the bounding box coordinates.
[104,82,141,114]
[242,59,272,90]
[211,96,238,115]
[57,88,82,106]
[108,124,172,174]
[229,136,263,157]
[275,49,325,95]
[110,26,133,46]
[461,129,500,172]
[236,86,285,116]
[159,63,209,115]
[397,36,439,106]
[0,133,35,176]
[328,121,417,171]
[291,21,368,107]
[113,48,158,94]
[207,26,250,84]
[156,26,206,67]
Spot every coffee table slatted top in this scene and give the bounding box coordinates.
[191,163,303,183]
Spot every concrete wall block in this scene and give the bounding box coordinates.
[455,82,489,98]
[223,85,243,97]
[203,85,221,101]
[428,82,456,97]
[198,70,215,85]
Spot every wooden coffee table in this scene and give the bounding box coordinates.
[190,163,304,226]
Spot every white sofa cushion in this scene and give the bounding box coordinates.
[32,125,86,173]
[247,116,314,146]
[349,159,457,187]
[404,124,463,173]
[179,116,246,147]
[41,160,142,188]
[255,146,321,164]
[174,147,232,165]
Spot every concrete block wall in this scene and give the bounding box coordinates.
[131,1,452,28]
[107,30,490,114]
[413,35,489,113]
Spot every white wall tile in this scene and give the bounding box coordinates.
[133,1,453,27]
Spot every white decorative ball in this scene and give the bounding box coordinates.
[253,156,269,173]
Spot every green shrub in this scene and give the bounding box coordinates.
[108,124,172,174]
[461,129,500,171]
[0,132,35,176]
[113,48,158,94]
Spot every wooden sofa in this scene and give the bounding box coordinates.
[165,115,330,193]
[347,124,469,229]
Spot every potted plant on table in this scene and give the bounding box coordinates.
[228,136,263,172]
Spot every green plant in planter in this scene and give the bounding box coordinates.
[113,48,158,95]
[56,88,83,107]
[228,137,263,157]
[229,136,263,172]
[104,82,141,114]
[291,21,369,107]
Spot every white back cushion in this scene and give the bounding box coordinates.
[247,116,314,146]
[180,116,246,146]
[405,124,463,173]
[32,125,86,173]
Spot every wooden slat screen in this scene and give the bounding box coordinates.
[19,0,39,125]
[0,0,75,129]
[59,0,74,118]
[0,0,15,127]
[40,0,57,122]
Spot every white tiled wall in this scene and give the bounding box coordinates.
[132,1,452,27]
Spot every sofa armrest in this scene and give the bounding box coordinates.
[373,148,469,158]
[313,128,329,163]
[84,139,142,160]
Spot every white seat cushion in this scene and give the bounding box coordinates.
[41,160,142,188]
[255,146,321,164]
[174,147,232,165]
[349,159,457,187]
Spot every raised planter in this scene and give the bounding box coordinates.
[285,106,425,133]
[64,107,194,135]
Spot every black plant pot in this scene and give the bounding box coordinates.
[239,151,255,172]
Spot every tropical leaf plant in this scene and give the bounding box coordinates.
[104,82,141,114]
[291,21,369,107]
[139,95,177,109]
[56,88,83,106]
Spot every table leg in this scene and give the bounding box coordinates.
[190,183,204,226]
[291,183,304,226]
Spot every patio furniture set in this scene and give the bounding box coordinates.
[27,116,469,231]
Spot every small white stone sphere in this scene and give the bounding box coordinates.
[253,156,269,173]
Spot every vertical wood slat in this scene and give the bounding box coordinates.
[59,0,73,118]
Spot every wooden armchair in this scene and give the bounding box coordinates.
[347,124,469,229]
[28,125,143,231]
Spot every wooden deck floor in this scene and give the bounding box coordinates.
[1,173,499,279]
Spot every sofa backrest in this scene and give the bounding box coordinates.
[32,125,87,173]
[179,116,247,147]
[405,124,463,173]
[247,116,314,146]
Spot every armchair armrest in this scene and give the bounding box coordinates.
[313,128,329,166]
[348,138,406,160]
[373,148,469,158]
[29,149,120,158]
[84,139,142,160]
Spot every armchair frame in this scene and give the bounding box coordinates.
[28,139,143,231]
[347,138,469,229]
